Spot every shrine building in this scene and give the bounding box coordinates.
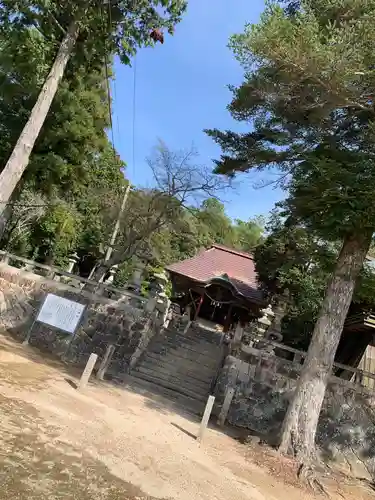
[166,244,265,332]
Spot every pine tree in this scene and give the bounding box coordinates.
[206,0,375,460]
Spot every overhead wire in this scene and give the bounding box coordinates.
[103,0,137,178]
[112,73,121,143]
[132,54,137,177]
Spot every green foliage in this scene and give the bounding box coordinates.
[254,211,336,348]
[113,261,134,289]
[206,1,375,366]
[0,2,263,278]
[30,201,81,266]
[94,142,266,277]
[140,264,172,298]
[0,8,129,266]
[206,0,375,241]
[114,191,265,271]
[255,213,375,349]
[0,1,187,66]
[234,216,265,252]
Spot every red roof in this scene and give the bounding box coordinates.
[166,244,263,303]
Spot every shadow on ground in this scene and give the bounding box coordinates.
[0,394,167,500]
[0,331,244,444]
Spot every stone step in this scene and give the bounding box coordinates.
[149,343,222,365]
[122,374,205,416]
[143,349,220,372]
[138,357,214,388]
[164,329,222,346]
[155,335,223,355]
[142,354,219,385]
[150,335,222,356]
[188,325,223,336]
[144,349,221,371]
[184,335,222,346]
[134,365,211,396]
[131,369,209,403]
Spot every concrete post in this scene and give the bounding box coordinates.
[217,387,235,426]
[233,324,244,344]
[78,353,98,390]
[96,345,115,381]
[197,395,215,443]
[145,297,157,313]
[182,320,191,335]
[231,324,244,355]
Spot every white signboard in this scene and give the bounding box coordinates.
[37,293,85,334]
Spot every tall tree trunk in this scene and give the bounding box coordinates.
[279,229,373,461]
[0,20,79,226]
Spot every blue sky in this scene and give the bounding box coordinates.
[111,0,283,221]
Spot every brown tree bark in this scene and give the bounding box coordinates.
[279,229,373,461]
[0,20,79,225]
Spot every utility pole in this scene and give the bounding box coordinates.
[104,182,131,262]
[87,182,131,283]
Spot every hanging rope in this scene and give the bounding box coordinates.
[204,289,233,305]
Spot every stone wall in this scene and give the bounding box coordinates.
[215,348,375,480]
[0,263,156,375]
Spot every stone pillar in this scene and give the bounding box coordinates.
[131,258,146,293]
[145,297,157,313]
[231,324,244,356]
[152,271,171,328]
[105,264,118,284]
[265,299,287,343]
[21,263,35,272]
[256,305,274,338]
[251,304,275,352]
[1,253,10,264]
[179,306,191,334]
[78,353,98,391]
[67,252,78,274]
[96,345,116,380]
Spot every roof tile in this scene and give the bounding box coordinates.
[166,245,263,302]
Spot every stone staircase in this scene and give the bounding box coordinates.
[130,322,225,412]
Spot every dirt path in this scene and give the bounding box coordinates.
[0,333,372,500]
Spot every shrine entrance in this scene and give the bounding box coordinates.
[178,275,261,332]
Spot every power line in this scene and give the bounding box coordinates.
[132,55,137,177]
[112,74,121,143]
[100,0,132,271]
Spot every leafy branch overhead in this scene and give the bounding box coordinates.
[88,142,264,282]
[0,0,187,222]
[0,1,187,64]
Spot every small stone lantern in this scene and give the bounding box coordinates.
[130,257,147,293]
[67,252,78,274]
[105,264,118,285]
